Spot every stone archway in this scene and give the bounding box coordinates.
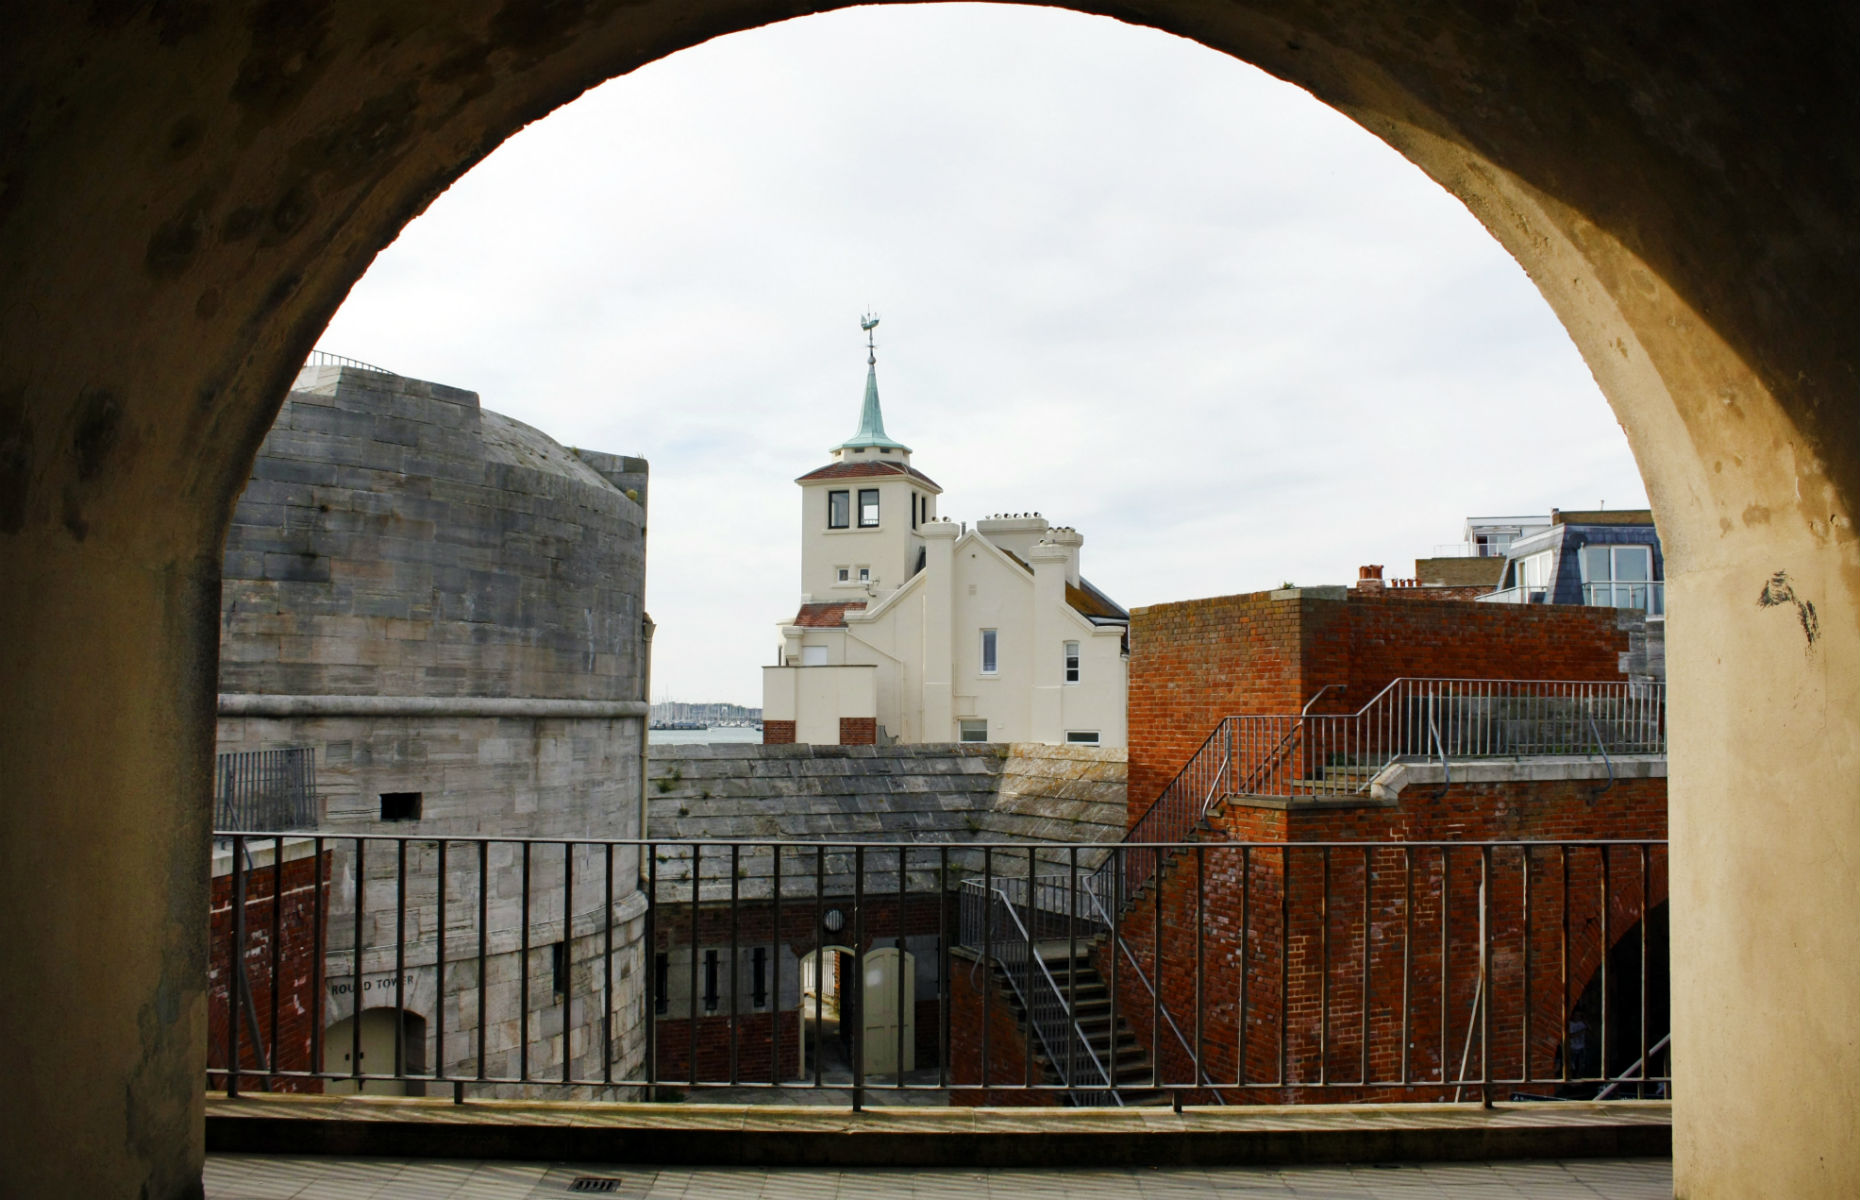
[0,5,1853,1198]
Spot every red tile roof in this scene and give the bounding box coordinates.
[796,460,941,490]
[791,601,867,627]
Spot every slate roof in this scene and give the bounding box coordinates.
[645,742,1130,900]
[792,600,867,627]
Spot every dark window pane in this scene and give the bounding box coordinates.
[828,490,849,528]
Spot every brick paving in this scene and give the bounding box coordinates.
[204,1154,1672,1198]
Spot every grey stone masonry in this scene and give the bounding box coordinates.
[215,365,653,1099]
[220,365,647,704]
[646,742,1127,900]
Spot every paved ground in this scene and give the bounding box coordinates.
[205,1155,1673,1198]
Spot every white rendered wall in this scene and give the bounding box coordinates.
[761,664,876,743]
[797,473,931,602]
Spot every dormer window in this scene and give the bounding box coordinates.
[858,488,879,527]
[828,490,850,529]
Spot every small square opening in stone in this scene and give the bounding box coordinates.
[379,791,422,821]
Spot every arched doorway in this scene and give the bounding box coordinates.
[1,7,1854,1199]
[321,1008,428,1097]
[797,943,917,1082]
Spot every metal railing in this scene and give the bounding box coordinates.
[303,349,395,374]
[1112,678,1665,902]
[205,833,1670,1108]
[968,871,1230,1104]
[213,747,317,831]
[960,876,1119,1105]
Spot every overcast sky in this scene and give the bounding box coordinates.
[316,4,1649,707]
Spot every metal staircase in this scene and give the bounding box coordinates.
[977,943,1167,1105]
[1103,676,1667,908]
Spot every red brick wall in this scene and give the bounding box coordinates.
[1098,775,1667,1104]
[1127,592,1633,822]
[763,720,796,744]
[654,1010,800,1083]
[1126,593,1307,823]
[839,717,876,745]
[652,893,950,1082]
[948,952,1056,1106]
[207,848,330,1092]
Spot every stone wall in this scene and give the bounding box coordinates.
[220,365,647,704]
[215,366,652,1098]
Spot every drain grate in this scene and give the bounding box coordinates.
[568,1178,621,1193]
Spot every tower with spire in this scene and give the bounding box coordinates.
[789,315,942,606]
[833,314,912,458]
[764,316,1130,749]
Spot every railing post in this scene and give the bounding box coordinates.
[227,834,244,1098]
[852,844,865,1112]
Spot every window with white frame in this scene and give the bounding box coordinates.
[857,488,879,527]
[837,566,850,583]
[1506,550,1554,601]
[1065,731,1100,745]
[858,566,870,582]
[1579,543,1658,612]
[959,719,988,742]
[1064,640,1080,684]
[980,629,998,675]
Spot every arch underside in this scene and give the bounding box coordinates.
[0,4,1854,1199]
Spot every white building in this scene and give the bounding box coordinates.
[762,326,1129,747]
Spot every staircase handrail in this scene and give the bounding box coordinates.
[1072,876,1227,1103]
[960,879,1121,1106]
[1107,677,1666,917]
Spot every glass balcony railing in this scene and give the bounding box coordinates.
[1476,586,1549,605]
[1584,581,1665,615]
[1478,583,1665,614]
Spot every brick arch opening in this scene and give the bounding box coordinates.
[0,5,1854,1199]
[1560,903,1671,1097]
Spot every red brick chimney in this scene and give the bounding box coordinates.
[1355,564,1385,593]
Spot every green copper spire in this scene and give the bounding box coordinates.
[833,314,911,454]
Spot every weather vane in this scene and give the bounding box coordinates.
[861,312,880,364]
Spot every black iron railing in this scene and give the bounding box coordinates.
[213,747,317,831]
[206,834,1670,1108]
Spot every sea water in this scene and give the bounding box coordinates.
[648,725,763,746]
